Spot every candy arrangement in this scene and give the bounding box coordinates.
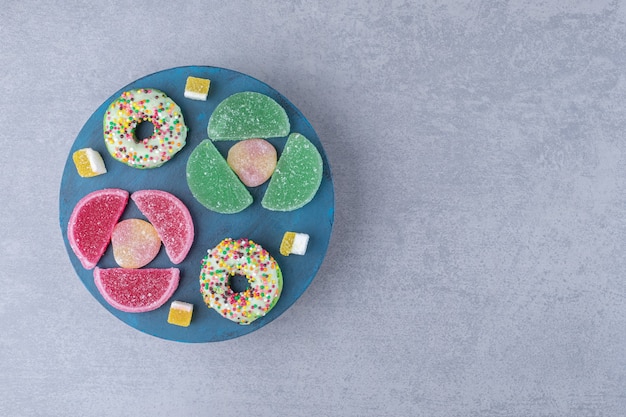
[61,67,333,341]
[68,189,192,315]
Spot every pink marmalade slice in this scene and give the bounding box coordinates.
[68,188,129,270]
[131,190,194,264]
[93,267,180,313]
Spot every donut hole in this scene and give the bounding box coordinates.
[228,274,251,293]
[135,120,155,142]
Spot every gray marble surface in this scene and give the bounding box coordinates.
[2,1,626,416]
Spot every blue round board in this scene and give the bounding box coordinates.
[59,66,334,342]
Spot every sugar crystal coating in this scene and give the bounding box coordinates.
[261,133,323,211]
[68,189,129,269]
[111,219,161,269]
[131,190,194,264]
[186,139,252,214]
[227,138,277,187]
[93,267,180,313]
[207,92,290,141]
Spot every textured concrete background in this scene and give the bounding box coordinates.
[2,1,626,416]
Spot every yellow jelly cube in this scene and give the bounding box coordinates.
[280,232,295,256]
[280,232,309,256]
[184,76,210,101]
[72,148,107,177]
[167,301,194,327]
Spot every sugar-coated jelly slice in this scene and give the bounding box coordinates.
[67,188,129,269]
[131,190,194,264]
[186,139,252,214]
[93,267,180,313]
[261,133,323,211]
[207,92,290,141]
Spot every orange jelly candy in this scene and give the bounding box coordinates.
[227,138,277,187]
[111,219,161,268]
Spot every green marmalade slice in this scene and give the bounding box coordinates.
[207,92,290,141]
[186,140,252,214]
[262,133,323,211]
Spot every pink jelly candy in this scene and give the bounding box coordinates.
[227,138,277,187]
[67,188,129,269]
[111,219,161,268]
[94,267,180,313]
[131,190,194,264]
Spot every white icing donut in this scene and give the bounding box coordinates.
[199,238,282,325]
[104,88,187,169]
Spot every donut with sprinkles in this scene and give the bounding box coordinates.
[199,238,282,325]
[103,88,187,169]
